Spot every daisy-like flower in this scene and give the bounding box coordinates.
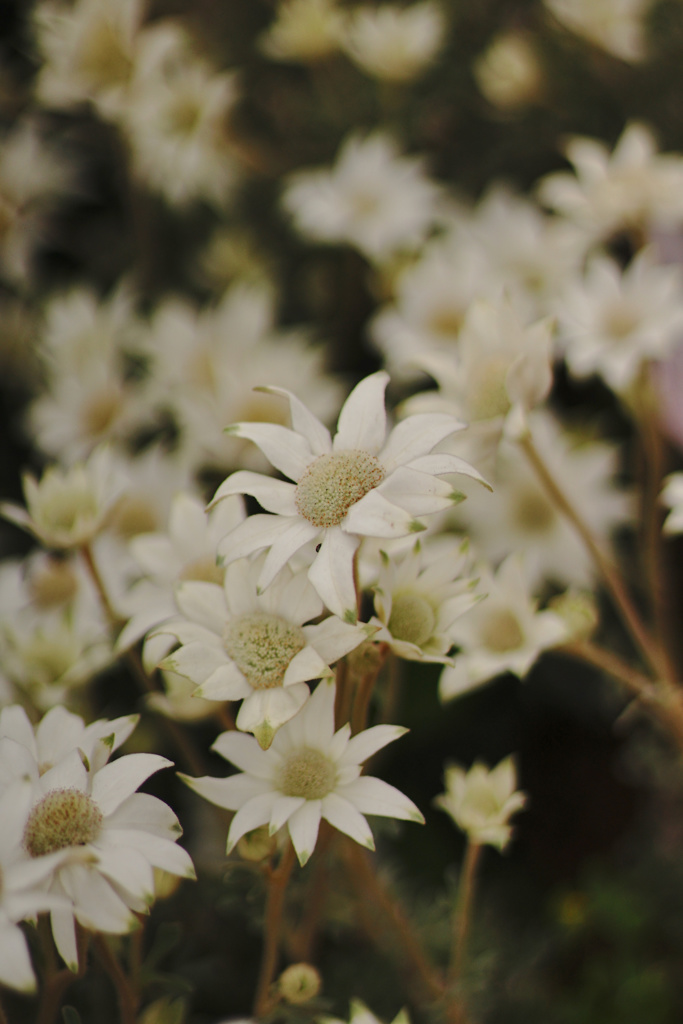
[370,536,480,663]
[438,554,567,701]
[661,473,683,534]
[0,707,195,970]
[259,0,347,63]
[0,446,128,550]
[282,132,441,264]
[342,2,447,83]
[543,0,654,63]
[323,1000,410,1024]
[537,123,683,242]
[211,371,485,621]
[435,756,527,850]
[157,554,372,748]
[180,678,424,866]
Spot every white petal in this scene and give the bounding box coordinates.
[194,664,251,701]
[342,724,408,766]
[223,423,314,481]
[406,452,490,487]
[174,582,226,635]
[344,489,422,538]
[91,754,173,815]
[304,617,369,662]
[104,792,180,838]
[64,865,135,933]
[211,730,275,778]
[210,472,298,516]
[256,387,332,455]
[0,922,36,992]
[51,907,79,971]
[217,514,306,566]
[102,829,194,879]
[321,792,374,849]
[282,645,330,684]
[378,467,459,516]
[257,519,321,591]
[227,793,277,850]
[94,846,155,904]
[307,529,359,620]
[379,413,465,472]
[237,686,310,741]
[333,371,388,455]
[338,776,424,822]
[287,800,322,865]
[275,568,323,625]
[180,771,270,810]
[40,749,87,794]
[268,794,306,833]
[164,641,228,685]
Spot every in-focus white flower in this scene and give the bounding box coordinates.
[435,756,526,850]
[157,554,372,748]
[282,132,441,263]
[259,0,347,62]
[439,554,567,701]
[661,473,683,534]
[538,123,683,242]
[0,446,128,550]
[543,0,654,62]
[371,536,480,663]
[473,31,543,111]
[0,706,195,969]
[342,2,446,83]
[212,371,485,621]
[554,248,683,393]
[180,678,424,866]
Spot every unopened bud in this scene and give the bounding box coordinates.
[548,589,598,642]
[237,825,276,862]
[278,962,322,1004]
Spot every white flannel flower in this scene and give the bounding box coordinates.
[554,248,683,393]
[435,756,527,850]
[282,132,441,263]
[544,0,654,62]
[157,554,372,749]
[324,1000,410,1024]
[439,554,567,701]
[371,537,480,663]
[661,473,683,534]
[538,123,683,242]
[0,707,195,970]
[342,2,447,83]
[259,0,347,62]
[212,371,485,621]
[0,446,128,550]
[180,678,424,866]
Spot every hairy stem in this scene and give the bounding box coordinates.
[448,841,483,986]
[253,840,298,1018]
[93,934,139,1024]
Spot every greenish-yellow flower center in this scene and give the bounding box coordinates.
[224,613,306,690]
[388,592,436,647]
[278,747,336,800]
[40,486,99,536]
[480,609,525,653]
[23,788,103,857]
[512,488,556,534]
[179,556,225,586]
[295,450,385,528]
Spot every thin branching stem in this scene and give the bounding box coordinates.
[253,840,298,1018]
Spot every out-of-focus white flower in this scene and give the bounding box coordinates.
[652,341,683,452]
[157,554,372,748]
[371,537,480,663]
[27,285,149,462]
[196,226,275,293]
[661,473,683,534]
[554,248,683,393]
[538,123,683,241]
[544,0,654,62]
[142,283,343,474]
[282,132,441,263]
[0,706,195,969]
[1,446,128,550]
[180,678,424,866]
[0,120,77,282]
[323,1000,409,1024]
[343,2,446,82]
[435,756,526,850]
[473,31,543,110]
[32,0,146,119]
[259,0,346,62]
[451,411,632,590]
[439,554,567,700]
[212,371,485,621]
[122,25,241,208]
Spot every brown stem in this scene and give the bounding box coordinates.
[253,841,298,1018]
[288,823,335,962]
[518,432,669,681]
[342,839,446,1007]
[35,920,90,1024]
[350,644,389,736]
[93,933,139,1024]
[449,841,483,986]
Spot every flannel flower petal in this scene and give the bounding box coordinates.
[435,756,527,850]
[180,679,424,866]
[156,554,373,748]
[213,371,486,621]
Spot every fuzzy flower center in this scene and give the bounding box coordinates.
[278,747,336,800]
[224,613,306,690]
[512,488,556,534]
[388,592,436,646]
[23,788,103,857]
[295,450,385,528]
[39,483,99,536]
[480,609,525,653]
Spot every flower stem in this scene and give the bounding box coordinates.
[448,840,483,986]
[253,840,298,1018]
[93,933,139,1024]
[35,919,90,1024]
[518,430,668,681]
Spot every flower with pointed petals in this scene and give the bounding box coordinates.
[156,554,373,748]
[323,1000,410,1024]
[212,371,486,622]
[180,679,424,866]
[435,756,526,850]
[661,473,683,535]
